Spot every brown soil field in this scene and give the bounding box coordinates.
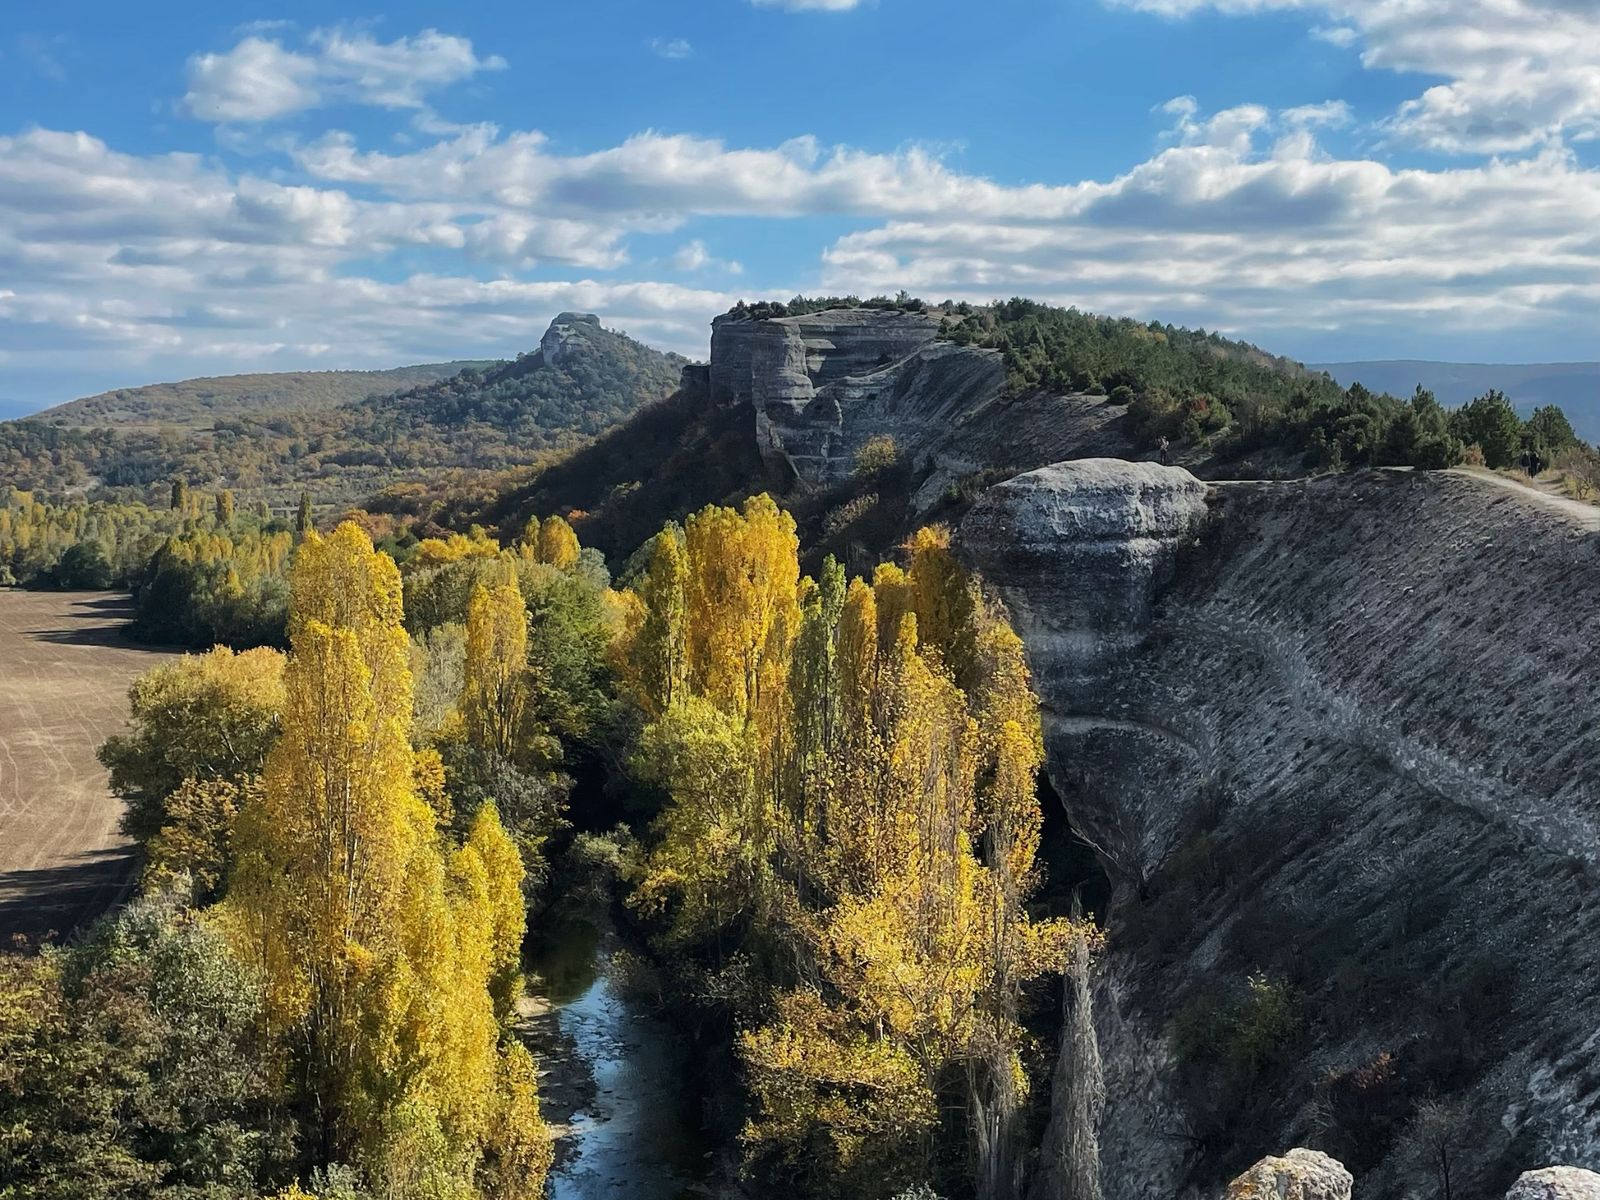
[0,590,178,942]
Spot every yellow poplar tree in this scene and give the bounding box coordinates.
[534,515,580,569]
[462,576,529,761]
[228,522,549,1195]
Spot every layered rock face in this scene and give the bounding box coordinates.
[961,463,1600,1199]
[708,309,1007,485]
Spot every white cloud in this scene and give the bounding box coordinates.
[650,38,695,60]
[183,27,505,122]
[14,64,1600,393]
[1105,0,1600,155]
[668,239,744,274]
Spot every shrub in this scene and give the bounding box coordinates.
[855,435,900,476]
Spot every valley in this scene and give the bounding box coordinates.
[2,300,1597,1200]
[0,590,177,939]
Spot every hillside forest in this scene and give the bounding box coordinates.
[1,498,1096,1200]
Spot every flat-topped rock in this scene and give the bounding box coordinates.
[958,459,1208,676]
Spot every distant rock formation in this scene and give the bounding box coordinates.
[1508,1168,1600,1200]
[541,312,603,366]
[1224,1150,1352,1200]
[708,308,1007,486]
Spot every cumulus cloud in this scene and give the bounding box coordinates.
[818,108,1600,344]
[1105,0,1600,155]
[14,64,1600,393]
[668,239,744,274]
[183,27,505,122]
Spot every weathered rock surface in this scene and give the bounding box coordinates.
[541,312,603,365]
[701,306,1138,502]
[1223,1149,1352,1200]
[960,463,1600,1200]
[708,309,1008,485]
[959,459,1208,681]
[1508,1167,1600,1200]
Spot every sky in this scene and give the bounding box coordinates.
[2,0,1599,416]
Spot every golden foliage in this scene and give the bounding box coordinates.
[226,522,548,1194]
[461,577,529,761]
[620,501,1093,1185]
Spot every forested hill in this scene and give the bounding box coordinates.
[0,314,687,505]
[31,362,495,430]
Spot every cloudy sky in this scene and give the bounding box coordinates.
[2,0,1598,414]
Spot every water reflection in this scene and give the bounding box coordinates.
[524,918,708,1199]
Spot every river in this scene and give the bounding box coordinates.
[521,916,713,1199]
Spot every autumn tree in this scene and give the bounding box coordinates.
[99,646,286,869]
[216,489,236,525]
[619,500,1088,1198]
[526,515,580,570]
[226,522,549,1196]
[462,574,529,762]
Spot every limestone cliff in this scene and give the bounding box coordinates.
[961,462,1600,1199]
[709,309,1007,486]
[540,311,604,366]
[705,307,1133,499]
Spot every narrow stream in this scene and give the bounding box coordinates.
[521,917,712,1199]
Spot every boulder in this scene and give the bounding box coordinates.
[1223,1149,1352,1200]
[1507,1168,1600,1200]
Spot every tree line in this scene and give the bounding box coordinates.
[3,493,1090,1200]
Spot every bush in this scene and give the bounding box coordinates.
[855,435,900,476]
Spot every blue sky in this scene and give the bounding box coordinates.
[2,0,1598,416]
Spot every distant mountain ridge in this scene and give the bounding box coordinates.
[0,314,687,503]
[32,362,496,430]
[1314,360,1600,441]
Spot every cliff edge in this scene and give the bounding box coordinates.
[962,463,1600,1199]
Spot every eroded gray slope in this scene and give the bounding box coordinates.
[963,463,1600,1199]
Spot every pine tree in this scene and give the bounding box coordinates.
[295,493,313,537]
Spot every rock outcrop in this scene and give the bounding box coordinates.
[960,460,1208,682]
[1508,1167,1600,1200]
[540,312,603,365]
[959,462,1600,1199]
[1223,1150,1352,1200]
[708,309,1008,486]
